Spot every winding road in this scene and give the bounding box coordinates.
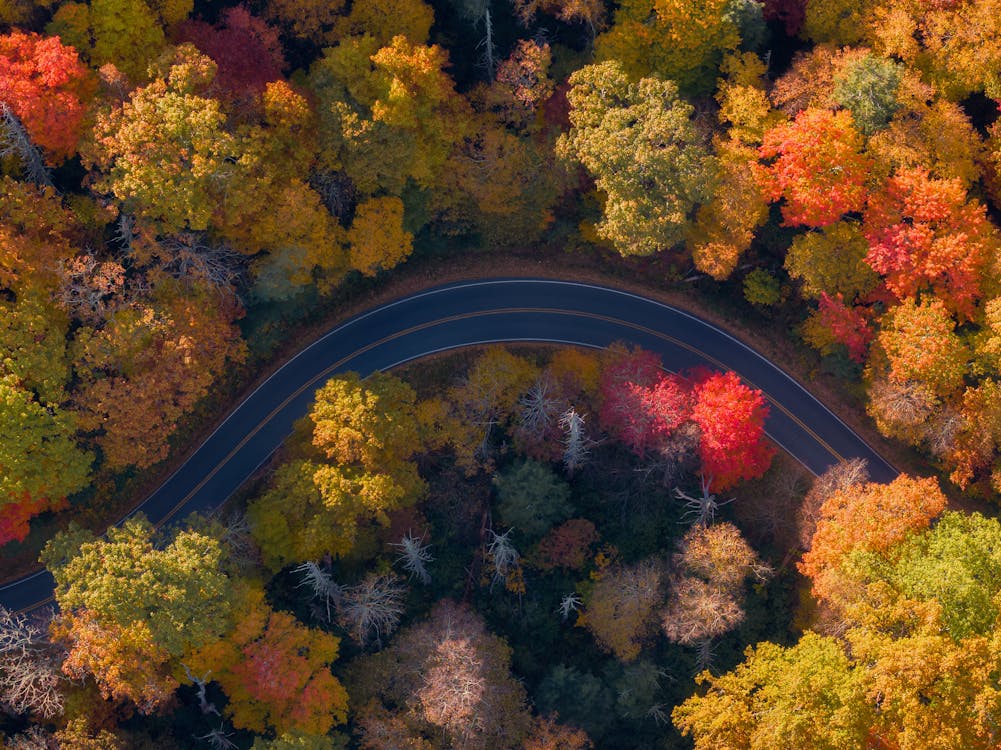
[0,279,898,614]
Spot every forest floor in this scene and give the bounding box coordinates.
[0,244,975,582]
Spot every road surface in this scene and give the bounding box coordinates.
[0,279,897,613]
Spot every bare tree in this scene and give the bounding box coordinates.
[693,638,717,675]
[195,725,238,750]
[392,531,433,585]
[338,573,408,646]
[114,212,138,251]
[0,102,52,187]
[662,577,745,647]
[868,378,937,439]
[0,607,65,719]
[519,374,562,437]
[181,663,219,717]
[294,561,343,622]
[218,510,258,569]
[557,593,582,621]
[675,475,733,527]
[486,528,519,588]
[654,421,702,487]
[559,407,594,475]
[159,232,244,290]
[923,406,964,460]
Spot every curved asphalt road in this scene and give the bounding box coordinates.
[0,279,897,613]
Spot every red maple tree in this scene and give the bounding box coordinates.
[815,292,875,363]
[759,107,872,228]
[0,31,94,161]
[863,168,998,321]
[599,348,693,456]
[691,371,774,490]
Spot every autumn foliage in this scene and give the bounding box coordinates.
[863,168,999,321]
[175,7,285,102]
[0,31,94,162]
[798,474,947,606]
[598,347,773,488]
[691,371,774,491]
[759,108,872,227]
[187,587,348,734]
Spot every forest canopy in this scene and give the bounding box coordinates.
[4,0,1001,746]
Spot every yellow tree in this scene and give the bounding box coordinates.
[332,0,434,45]
[83,47,235,235]
[596,0,750,94]
[249,372,426,568]
[0,177,81,295]
[347,197,413,276]
[440,347,539,474]
[673,633,873,749]
[310,35,471,199]
[871,297,969,398]
[688,141,770,280]
[582,560,664,661]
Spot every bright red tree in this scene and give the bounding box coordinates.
[691,371,774,490]
[813,292,875,363]
[863,168,999,321]
[599,348,693,456]
[759,108,872,228]
[0,31,94,162]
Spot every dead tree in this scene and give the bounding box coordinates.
[294,560,343,622]
[392,531,434,585]
[0,102,52,187]
[559,407,596,475]
[675,475,733,527]
[485,528,519,589]
[338,573,407,646]
[0,606,65,719]
[519,374,561,440]
[181,663,220,717]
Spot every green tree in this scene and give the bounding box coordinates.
[493,459,572,540]
[557,61,715,257]
[42,516,233,657]
[874,511,1001,640]
[784,221,879,301]
[832,53,903,135]
[0,375,91,544]
[47,0,166,83]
